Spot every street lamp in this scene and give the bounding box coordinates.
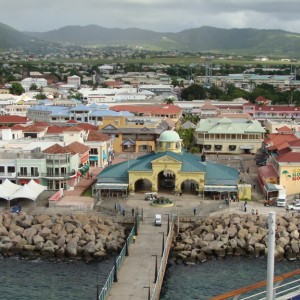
[144,286,150,300]
[159,231,165,257]
[165,214,170,235]
[151,254,158,283]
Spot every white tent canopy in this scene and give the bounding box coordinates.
[0,179,47,201]
[0,179,21,201]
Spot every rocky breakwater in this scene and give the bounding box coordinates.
[0,211,127,260]
[172,212,300,263]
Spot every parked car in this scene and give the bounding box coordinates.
[277,197,287,207]
[287,202,300,211]
[155,214,162,226]
[11,205,22,214]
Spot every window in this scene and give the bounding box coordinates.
[20,167,27,176]
[229,145,236,151]
[0,166,4,173]
[204,145,212,150]
[214,145,222,150]
[8,166,15,173]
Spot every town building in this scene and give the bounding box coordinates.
[94,130,246,200]
[194,117,265,154]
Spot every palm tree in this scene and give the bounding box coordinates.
[164,98,174,105]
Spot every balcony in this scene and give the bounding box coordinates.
[41,171,76,179]
[0,172,16,178]
[17,172,40,178]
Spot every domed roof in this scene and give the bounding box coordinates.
[157,130,181,142]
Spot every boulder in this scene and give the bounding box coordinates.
[196,252,207,262]
[65,223,76,234]
[35,215,51,224]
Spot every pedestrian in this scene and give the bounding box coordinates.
[251,208,255,215]
[253,184,256,189]
[132,208,134,217]
[122,209,125,216]
[193,208,196,215]
[114,203,117,211]
[90,172,93,179]
[256,209,258,215]
[247,167,250,174]
[244,201,247,212]
[216,152,219,157]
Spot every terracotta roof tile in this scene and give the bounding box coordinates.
[46,125,65,134]
[277,126,293,133]
[67,119,78,124]
[276,151,300,163]
[63,126,83,132]
[76,123,98,131]
[23,125,46,133]
[86,130,111,142]
[65,141,90,154]
[43,143,70,154]
[0,115,30,124]
[258,165,278,178]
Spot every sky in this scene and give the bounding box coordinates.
[1,0,300,34]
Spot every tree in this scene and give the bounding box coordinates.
[29,83,38,91]
[34,92,47,100]
[9,82,25,95]
[164,98,175,105]
[181,84,207,101]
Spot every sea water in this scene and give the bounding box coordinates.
[160,257,300,300]
[1,256,300,300]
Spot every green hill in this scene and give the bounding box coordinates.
[1,22,300,57]
[26,25,300,57]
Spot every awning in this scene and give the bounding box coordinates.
[264,183,284,193]
[89,156,99,161]
[95,183,128,190]
[79,164,90,175]
[240,145,254,150]
[204,185,237,192]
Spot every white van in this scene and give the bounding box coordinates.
[277,197,287,207]
[155,214,162,226]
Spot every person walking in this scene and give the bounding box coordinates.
[193,208,196,215]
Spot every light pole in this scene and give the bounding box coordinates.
[151,254,158,283]
[159,231,165,257]
[165,213,170,235]
[144,286,150,300]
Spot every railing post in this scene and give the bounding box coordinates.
[114,257,118,282]
[125,239,129,256]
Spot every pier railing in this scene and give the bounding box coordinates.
[210,269,300,300]
[150,218,175,300]
[97,214,140,300]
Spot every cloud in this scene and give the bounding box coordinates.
[1,0,300,34]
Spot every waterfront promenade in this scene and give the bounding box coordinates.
[106,217,168,300]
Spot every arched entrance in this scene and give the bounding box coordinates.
[180,180,199,195]
[134,178,152,193]
[158,170,175,192]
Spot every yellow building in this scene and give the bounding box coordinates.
[99,115,170,154]
[195,117,265,154]
[95,130,240,199]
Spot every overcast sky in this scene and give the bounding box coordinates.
[1,0,300,33]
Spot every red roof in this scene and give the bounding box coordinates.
[65,141,90,154]
[264,133,298,149]
[256,96,270,103]
[276,151,300,163]
[46,125,65,134]
[277,126,293,133]
[258,165,278,178]
[34,121,49,127]
[63,126,83,132]
[288,139,300,148]
[67,119,78,124]
[0,115,30,124]
[76,123,98,131]
[43,144,70,154]
[86,130,111,142]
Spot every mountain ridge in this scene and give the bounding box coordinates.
[1,22,300,57]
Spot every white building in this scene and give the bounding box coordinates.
[21,78,48,92]
[67,75,81,87]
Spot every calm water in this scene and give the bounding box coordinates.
[160,257,300,300]
[1,256,300,300]
[0,256,114,300]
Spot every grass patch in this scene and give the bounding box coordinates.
[81,186,93,197]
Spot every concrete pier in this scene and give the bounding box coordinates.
[106,216,171,300]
